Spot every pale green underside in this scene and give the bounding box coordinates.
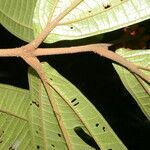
[33,0,150,43]
[113,49,150,120]
[0,63,127,149]
[0,0,150,43]
[0,84,31,149]
[0,0,37,42]
[28,62,126,149]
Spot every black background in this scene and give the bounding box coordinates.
[0,21,150,150]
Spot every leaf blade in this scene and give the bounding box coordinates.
[33,0,150,43]
[0,0,37,42]
[0,84,31,149]
[28,69,68,149]
[30,62,127,149]
[28,64,96,149]
[113,49,150,120]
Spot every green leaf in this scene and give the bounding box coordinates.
[0,84,31,149]
[0,0,37,42]
[33,0,150,43]
[28,62,127,150]
[113,49,150,120]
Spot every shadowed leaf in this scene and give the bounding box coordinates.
[113,48,150,120]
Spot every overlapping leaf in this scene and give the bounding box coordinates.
[33,0,150,43]
[1,0,150,43]
[28,62,127,149]
[0,0,37,42]
[113,48,150,120]
[0,84,31,149]
[28,68,69,149]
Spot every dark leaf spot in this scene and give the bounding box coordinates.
[88,10,92,13]
[102,127,106,132]
[50,78,53,80]
[71,98,77,103]
[51,144,55,147]
[36,130,39,134]
[0,140,3,143]
[74,127,100,150]
[70,26,73,29]
[108,149,112,150]
[73,102,79,106]
[9,147,15,150]
[32,101,39,107]
[58,133,61,137]
[96,123,99,127]
[37,145,40,149]
[0,131,4,137]
[103,4,111,9]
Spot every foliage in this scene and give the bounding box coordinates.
[0,0,150,149]
[113,48,150,120]
[1,0,150,43]
[28,62,126,149]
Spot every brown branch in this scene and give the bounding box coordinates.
[0,1,149,148]
[34,44,111,56]
[43,79,73,149]
[0,0,149,85]
[94,48,150,83]
[34,44,150,83]
[22,55,72,149]
[0,48,22,57]
[0,0,148,84]
[0,44,149,83]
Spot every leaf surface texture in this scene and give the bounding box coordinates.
[113,49,150,120]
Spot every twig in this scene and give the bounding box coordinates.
[34,44,150,83]
[94,48,150,83]
[23,55,72,149]
[0,48,22,57]
[0,0,149,84]
[34,44,111,56]
[0,0,149,148]
[0,44,149,83]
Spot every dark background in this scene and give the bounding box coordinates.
[0,20,150,149]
